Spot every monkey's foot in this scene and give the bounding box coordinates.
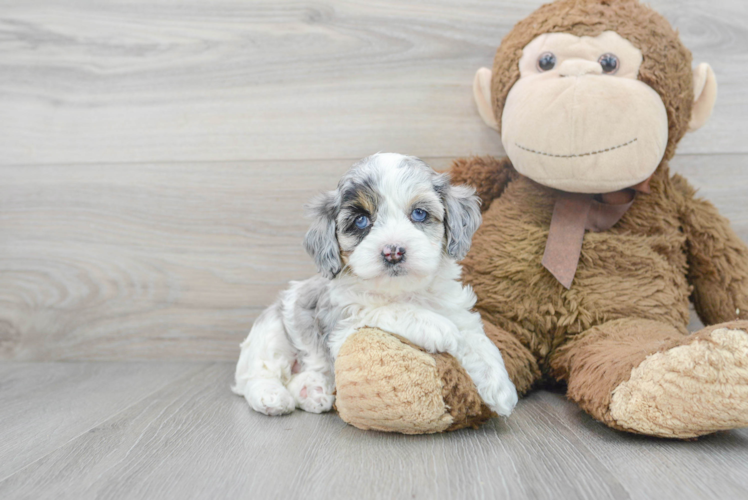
[610,324,748,438]
[334,328,494,434]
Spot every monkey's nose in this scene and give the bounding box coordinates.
[558,59,603,77]
[382,245,406,264]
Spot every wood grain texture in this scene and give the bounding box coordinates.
[0,0,747,361]
[0,362,201,480]
[537,391,748,499]
[0,0,746,166]
[0,159,355,360]
[0,362,745,500]
[1,155,745,360]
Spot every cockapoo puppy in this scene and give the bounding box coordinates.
[233,153,518,417]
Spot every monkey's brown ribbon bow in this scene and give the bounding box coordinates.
[541,178,651,289]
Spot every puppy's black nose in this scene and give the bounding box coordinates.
[382,245,406,264]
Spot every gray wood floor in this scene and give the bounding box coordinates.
[2,0,748,498]
[0,362,746,500]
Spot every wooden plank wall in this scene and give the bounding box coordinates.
[1,0,746,360]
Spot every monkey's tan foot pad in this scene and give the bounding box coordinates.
[334,327,494,434]
[610,327,748,438]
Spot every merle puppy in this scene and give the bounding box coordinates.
[233,153,518,417]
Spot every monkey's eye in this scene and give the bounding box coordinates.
[536,52,556,72]
[410,208,428,222]
[598,53,619,74]
[354,215,370,229]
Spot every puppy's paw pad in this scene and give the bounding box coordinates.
[248,384,295,416]
[289,372,335,413]
[297,385,335,413]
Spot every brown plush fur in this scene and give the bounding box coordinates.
[462,161,694,371]
[482,319,541,396]
[333,0,748,438]
[674,177,748,324]
[450,154,748,437]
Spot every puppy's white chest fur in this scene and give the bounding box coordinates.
[326,259,480,360]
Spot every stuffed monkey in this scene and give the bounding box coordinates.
[333,0,748,438]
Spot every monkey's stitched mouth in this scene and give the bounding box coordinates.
[514,138,638,158]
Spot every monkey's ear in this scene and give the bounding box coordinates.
[473,67,499,131]
[688,63,718,132]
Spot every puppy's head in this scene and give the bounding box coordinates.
[303,153,481,283]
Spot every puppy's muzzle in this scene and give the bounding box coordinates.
[382,245,406,265]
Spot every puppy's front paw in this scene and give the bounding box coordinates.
[288,371,335,414]
[477,370,518,417]
[464,356,518,417]
[245,380,296,416]
[416,320,460,354]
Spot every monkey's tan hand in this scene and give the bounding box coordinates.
[334,327,494,434]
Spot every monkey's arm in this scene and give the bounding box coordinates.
[449,156,516,211]
[673,174,748,324]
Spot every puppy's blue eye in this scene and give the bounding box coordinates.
[354,215,370,229]
[411,208,427,222]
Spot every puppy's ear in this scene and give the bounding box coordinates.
[303,190,342,279]
[438,175,482,261]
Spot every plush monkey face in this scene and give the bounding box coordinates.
[502,31,668,193]
[473,0,718,194]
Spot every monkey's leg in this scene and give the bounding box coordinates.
[334,328,494,433]
[551,318,748,438]
[333,319,539,434]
